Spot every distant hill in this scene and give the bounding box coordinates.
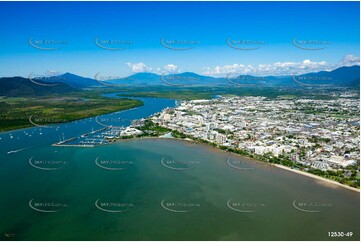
[54,73,101,88]
[294,65,360,87]
[0,66,359,96]
[231,65,360,88]
[118,72,161,85]
[160,72,226,86]
[107,72,226,86]
[110,66,359,88]
[0,76,75,97]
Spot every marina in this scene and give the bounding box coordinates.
[0,94,359,240]
[52,127,122,147]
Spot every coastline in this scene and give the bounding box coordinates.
[187,139,360,193]
[272,164,360,193]
[112,136,360,193]
[0,96,144,133]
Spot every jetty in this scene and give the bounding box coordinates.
[52,127,110,147]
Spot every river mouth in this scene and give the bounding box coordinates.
[0,94,359,241]
[0,138,359,240]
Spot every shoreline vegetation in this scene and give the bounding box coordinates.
[1,91,359,191]
[108,119,360,191]
[2,86,357,132]
[273,164,360,192]
[0,94,144,132]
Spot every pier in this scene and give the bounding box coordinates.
[52,127,114,147]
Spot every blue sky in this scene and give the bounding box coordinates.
[0,1,359,78]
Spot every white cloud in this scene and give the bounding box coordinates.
[125,62,152,73]
[44,70,63,76]
[163,64,180,74]
[202,64,254,76]
[125,63,181,74]
[341,54,360,66]
[202,59,337,77]
[124,55,359,77]
[153,64,182,74]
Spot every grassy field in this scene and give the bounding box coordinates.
[0,93,143,132]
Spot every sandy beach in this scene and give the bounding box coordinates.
[273,164,360,193]
[113,136,360,193]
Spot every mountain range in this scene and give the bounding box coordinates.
[103,66,360,87]
[0,66,359,97]
[0,76,76,97]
